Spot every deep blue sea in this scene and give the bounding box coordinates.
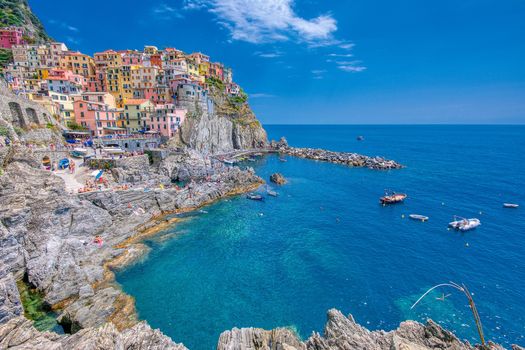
[117,125,525,350]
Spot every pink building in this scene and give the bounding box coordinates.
[46,69,87,94]
[146,104,186,138]
[73,92,125,136]
[0,27,24,49]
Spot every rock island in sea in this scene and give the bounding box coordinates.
[0,7,520,349]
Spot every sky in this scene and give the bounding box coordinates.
[32,0,525,124]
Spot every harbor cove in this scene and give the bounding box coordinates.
[1,0,525,349]
[117,125,525,350]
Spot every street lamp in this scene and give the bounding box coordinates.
[410,281,485,345]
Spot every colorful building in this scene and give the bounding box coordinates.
[0,27,24,49]
[122,98,154,132]
[49,91,77,126]
[146,104,186,138]
[73,92,125,136]
[59,51,96,77]
[46,69,86,94]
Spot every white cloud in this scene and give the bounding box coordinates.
[311,69,326,79]
[184,0,338,45]
[254,51,282,58]
[339,43,355,50]
[328,53,353,58]
[332,59,366,73]
[153,3,183,18]
[49,19,79,32]
[66,36,81,45]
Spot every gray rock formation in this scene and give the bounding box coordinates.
[0,142,262,333]
[218,309,507,350]
[0,316,187,349]
[277,146,403,170]
[270,173,286,185]
[171,85,267,154]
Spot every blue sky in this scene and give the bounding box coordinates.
[32,0,525,124]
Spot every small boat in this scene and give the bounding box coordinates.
[246,193,264,201]
[409,214,429,221]
[223,159,236,165]
[448,216,481,231]
[357,136,365,141]
[267,190,278,197]
[279,157,287,162]
[380,190,407,204]
[71,147,88,158]
[503,203,519,208]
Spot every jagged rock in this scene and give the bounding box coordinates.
[270,137,288,150]
[0,316,187,349]
[270,173,287,185]
[219,309,510,350]
[217,327,305,350]
[171,85,267,154]
[0,272,23,324]
[0,146,262,332]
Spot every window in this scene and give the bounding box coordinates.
[80,112,84,118]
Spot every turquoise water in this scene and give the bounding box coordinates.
[117,125,525,349]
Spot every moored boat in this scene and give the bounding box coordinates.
[448,216,481,231]
[380,190,407,204]
[223,158,236,165]
[246,193,264,201]
[267,190,278,197]
[503,203,519,208]
[357,136,365,141]
[71,147,88,158]
[409,214,429,221]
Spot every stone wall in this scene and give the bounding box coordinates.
[0,83,55,139]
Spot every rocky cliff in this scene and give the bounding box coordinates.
[0,0,51,43]
[217,309,512,350]
[172,81,268,154]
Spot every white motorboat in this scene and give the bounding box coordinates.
[223,158,236,165]
[409,214,429,221]
[448,216,481,231]
[503,203,519,208]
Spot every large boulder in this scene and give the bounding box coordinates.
[270,173,287,185]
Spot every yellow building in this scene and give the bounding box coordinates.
[36,67,50,80]
[198,61,210,77]
[49,91,77,126]
[106,67,123,107]
[59,51,96,78]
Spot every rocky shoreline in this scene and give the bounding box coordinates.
[270,137,403,170]
[0,134,521,349]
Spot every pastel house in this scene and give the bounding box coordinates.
[0,27,24,49]
[73,92,125,136]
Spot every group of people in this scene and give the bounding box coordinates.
[77,177,109,193]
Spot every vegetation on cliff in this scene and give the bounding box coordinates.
[16,279,61,332]
[0,0,51,43]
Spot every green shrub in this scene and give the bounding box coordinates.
[0,126,10,137]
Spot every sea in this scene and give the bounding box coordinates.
[116,125,525,350]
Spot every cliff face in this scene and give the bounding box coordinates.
[172,82,268,154]
[0,0,51,43]
[217,309,509,350]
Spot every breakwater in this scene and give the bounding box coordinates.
[269,137,402,169]
[281,146,402,169]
